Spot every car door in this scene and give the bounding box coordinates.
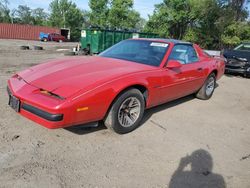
[54,34,60,41]
[159,44,206,103]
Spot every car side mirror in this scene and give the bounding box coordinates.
[166,60,182,69]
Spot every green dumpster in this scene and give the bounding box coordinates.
[80,29,159,54]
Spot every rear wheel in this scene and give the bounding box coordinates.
[244,71,250,78]
[196,73,216,100]
[104,89,145,134]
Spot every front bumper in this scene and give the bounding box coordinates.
[22,103,63,122]
[225,58,250,76]
[6,76,75,129]
[7,75,110,129]
[7,86,63,122]
[225,67,246,74]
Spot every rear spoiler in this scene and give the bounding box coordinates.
[204,50,226,63]
[204,50,221,57]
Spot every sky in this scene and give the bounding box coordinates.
[9,0,163,19]
[8,0,250,19]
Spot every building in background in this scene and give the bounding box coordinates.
[0,23,70,41]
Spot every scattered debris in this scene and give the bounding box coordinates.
[20,46,30,50]
[5,70,16,74]
[206,144,211,150]
[37,141,45,147]
[240,154,250,161]
[56,49,70,52]
[202,171,210,176]
[64,51,75,56]
[12,135,20,141]
[34,46,43,50]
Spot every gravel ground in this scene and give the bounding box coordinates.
[0,39,249,188]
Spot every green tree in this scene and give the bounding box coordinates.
[229,0,249,21]
[108,0,141,29]
[145,0,250,49]
[14,5,33,24]
[89,0,109,27]
[221,22,250,47]
[0,0,11,23]
[49,0,83,41]
[82,10,91,28]
[135,16,146,31]
[32,8,48,26]
[144,0,192,39]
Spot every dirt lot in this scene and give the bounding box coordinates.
[0,39,249,188]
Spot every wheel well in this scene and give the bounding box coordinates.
[211,70,218,78]
[114,85,148,103]
[105,85,148,117]
[129,85,148,101]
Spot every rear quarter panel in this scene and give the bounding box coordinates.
[194,44,225,80]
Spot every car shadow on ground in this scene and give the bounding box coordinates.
[64,95,196,135]
[64,122,107,135]
[140,94,195,126]
[65,84,220,135]
[140,82,218,127]
[168,149,226,188]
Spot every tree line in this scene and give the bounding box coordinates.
[0,0,250,49]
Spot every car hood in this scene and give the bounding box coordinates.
[18,56,154,98]
[223,49,250,62]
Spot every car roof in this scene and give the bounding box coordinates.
[133,38,193,45]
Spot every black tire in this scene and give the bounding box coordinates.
[20,46,29,50]
[244,72,250,78]
[64,51,76,56]
[77,50,88,56]
[196,73,216,100]
[34,46,43,50]
[43,38,48,42]
[104,89,145,134]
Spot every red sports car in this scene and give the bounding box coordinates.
[7,39,225,134]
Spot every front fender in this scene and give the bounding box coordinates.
[67,72,156,124]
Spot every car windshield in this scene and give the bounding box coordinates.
[99,40,169,67]
[234,43,250,51]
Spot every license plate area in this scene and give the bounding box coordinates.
[8,95,20,112]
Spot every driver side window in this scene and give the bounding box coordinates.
[169,44,199,64]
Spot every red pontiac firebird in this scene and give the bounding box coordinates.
[7,39,225,134]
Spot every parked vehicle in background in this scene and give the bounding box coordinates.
[39,32,49,42]
[39,32,66,42]
[49,33,66,42]
[223,42,250,78]
[7,39,225,134]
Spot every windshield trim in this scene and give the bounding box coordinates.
[234,43,250,51]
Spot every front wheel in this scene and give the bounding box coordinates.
[104,89,145,134]
[196,73,216,100]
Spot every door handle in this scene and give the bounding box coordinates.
[197,68,203,71]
